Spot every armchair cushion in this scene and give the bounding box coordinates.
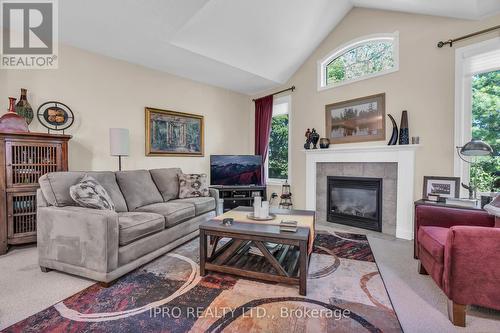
[418,226,448,263]
[118,212,165,246]
[116,170,163,211]
[135,202,195,228]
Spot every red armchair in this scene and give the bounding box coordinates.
[414,203,498,327]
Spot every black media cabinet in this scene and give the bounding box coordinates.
[210,185,267,213]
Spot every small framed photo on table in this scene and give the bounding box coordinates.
[422,176,460,199]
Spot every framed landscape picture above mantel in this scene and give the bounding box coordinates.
[145,107,204,156]
[325,93,386,144]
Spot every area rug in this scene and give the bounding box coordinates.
[5,230,402,332]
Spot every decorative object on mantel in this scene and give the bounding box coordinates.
[109,128,130,171]
[399,110,409,145]
[310,128,320,149]
[411,136,420,144]
[0,97,29,133]
[325,93,386,144]
[303,128,311,149]
[37,101,75,134]
[456,139,493,199]
[422,176,460,200]
[319,137,330,149]
[387,114,398,145]
[14,88,34,125]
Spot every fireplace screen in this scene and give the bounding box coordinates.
[327,176,382,231]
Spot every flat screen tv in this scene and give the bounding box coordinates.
[210,155,262,186]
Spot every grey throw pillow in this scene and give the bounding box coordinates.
[70,175,116,210]
[178,173,209,198]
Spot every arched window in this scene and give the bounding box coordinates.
[318,32,399,90]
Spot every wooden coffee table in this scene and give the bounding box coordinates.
[199,207,314,295]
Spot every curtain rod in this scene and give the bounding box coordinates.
[252,86,295,102]
[437,25,500,48]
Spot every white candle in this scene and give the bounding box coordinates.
[261,201,269,218]
[254,196,262,217]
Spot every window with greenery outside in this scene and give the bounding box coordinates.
[268,114,289,180]
[471,70,500,192]
[326,41,395,86]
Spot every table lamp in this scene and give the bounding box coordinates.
[456,139,493,198]
[110,128,129,171]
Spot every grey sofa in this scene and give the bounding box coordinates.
[36,168,219,284]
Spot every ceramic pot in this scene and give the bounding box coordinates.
[15,88,34,125]
[399,110,409,145]
[319,138,330,149]
[0,97,29,133]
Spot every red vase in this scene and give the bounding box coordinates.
[0,97,29,133]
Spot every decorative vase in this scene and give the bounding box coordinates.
[15,88,34,125]
[319,138,330,149]
[0,97,29,133]
[399,110,409,145]
[387,114,398,145]
[310,128,320,149]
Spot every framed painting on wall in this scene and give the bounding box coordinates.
[145,107,204,156]
[325,93,386,144]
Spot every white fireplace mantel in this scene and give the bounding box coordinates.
[304,144,421,240]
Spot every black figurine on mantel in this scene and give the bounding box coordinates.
[399,110,409,145]
[387,114,398,145]
[304,128,311,149]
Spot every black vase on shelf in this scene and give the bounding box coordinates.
[387,114,398,145]
[310,128,320,149]
[399,110,409,145]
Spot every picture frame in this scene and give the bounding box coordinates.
[145,107,204,156]
[422,176,460,199]
[325,93,386,144]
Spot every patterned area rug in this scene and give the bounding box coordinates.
[6,230,401,332]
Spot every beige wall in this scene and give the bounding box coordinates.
[254,8,500,209]
[1,45,253,173]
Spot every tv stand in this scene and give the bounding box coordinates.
[210,185,267,213]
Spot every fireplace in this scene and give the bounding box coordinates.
[327,176,382,232]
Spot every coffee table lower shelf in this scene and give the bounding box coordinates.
[199,226,310,296]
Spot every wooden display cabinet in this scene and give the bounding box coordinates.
[0,132,71,254]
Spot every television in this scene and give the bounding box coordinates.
[210,155,262,186]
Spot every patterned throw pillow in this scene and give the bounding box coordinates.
[178,173,209,199]
[70,175,115,210]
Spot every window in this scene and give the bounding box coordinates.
[318,33,399,90]
[455,37,500,194]
[267,95,291,184]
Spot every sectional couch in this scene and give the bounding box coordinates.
[36,168,219,284]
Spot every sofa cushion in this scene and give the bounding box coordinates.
[87,172,128,212]
[418,226,449,263]
[70,175,115,210]
[39,171,128,212]
[115,170,163,211]
[178,173,209,198]
[135,202,195,228]
[150,168,182,201]
[118,212,165,246]
[171,197,215,215]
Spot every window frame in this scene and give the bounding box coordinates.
[453,37,500,196]
[317,32,399,91]
[266,94,292,186]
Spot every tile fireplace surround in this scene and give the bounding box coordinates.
[304,144,420,240]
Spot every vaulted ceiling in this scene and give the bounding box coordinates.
[60,0,500,95]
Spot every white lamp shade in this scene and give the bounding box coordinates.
[109,128,129,156]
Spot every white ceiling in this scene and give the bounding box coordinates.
[59,0,500,95]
